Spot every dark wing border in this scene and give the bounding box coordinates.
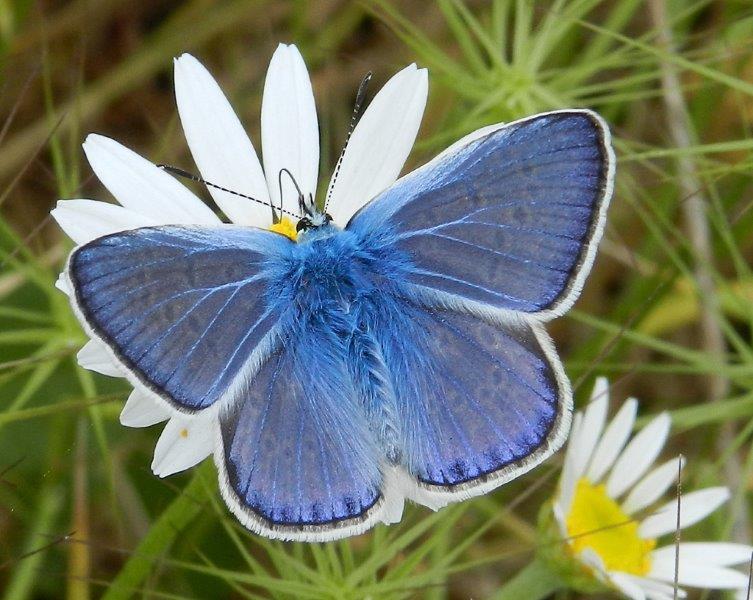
[213,439,405,542]
[533,110,614,320]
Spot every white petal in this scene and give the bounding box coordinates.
[55,271,71,295]
[587,397,638,482]
[261,43,318,217]
[174,53,270,226]
[624,575,685,600]
[639,487,730,538]
[590,376,611,404]
[579,547,608,578]
[151,412,215,477]
[120,389,172,428]
[652,543,753,568]
[622,456,685,515]
[571,377,609,482]
[77,339,121,377]
[326,64,428,226]
[607,412,670,498]
[671,564,749,589]
[552,501,569,538]
[558,411,583,513]
[83,135,220,225]
[609,571,647,600]
[650,554,748,589]
[52,199,156,244]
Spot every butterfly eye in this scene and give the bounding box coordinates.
[296,218,311,233]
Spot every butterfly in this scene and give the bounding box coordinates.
[63,71,613,540]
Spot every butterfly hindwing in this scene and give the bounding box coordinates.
[364,298,567,505]
[347,110,614,319]
[216,322,388,540]
[68,225,289,412]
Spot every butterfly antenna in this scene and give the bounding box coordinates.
[278,167,307,217]
[673,454,683,600]
[269,184,282,224]
[324,71,373,212]
[745,549,753,600]
[157,164,299,219]
[269,171,286,224]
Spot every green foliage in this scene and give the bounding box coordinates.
[0,0,751,597]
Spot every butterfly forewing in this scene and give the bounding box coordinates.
[347,110,613,319]
[69,226,288,412]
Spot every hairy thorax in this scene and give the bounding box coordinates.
[266,224,407,326]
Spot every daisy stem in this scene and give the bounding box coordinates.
[492,557,563,600]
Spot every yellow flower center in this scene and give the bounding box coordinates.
[565,478,656,575]
[269,217,298,241]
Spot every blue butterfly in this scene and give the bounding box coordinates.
[66,109,614,541]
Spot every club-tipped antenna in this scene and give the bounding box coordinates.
[157,164,298,219]
[673,454,683,600]
[324,71,373,211]
[746,549,753,600]
[278,167,306,218]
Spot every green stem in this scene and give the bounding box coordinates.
[493,558,563,600]
[3,486,63,600]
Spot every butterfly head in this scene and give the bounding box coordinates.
[296,192,332,235]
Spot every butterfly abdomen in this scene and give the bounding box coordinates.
[346,312,402,462]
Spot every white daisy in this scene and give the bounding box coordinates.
[51,43,428,478]
[550,377,752,600]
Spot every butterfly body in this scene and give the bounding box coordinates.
[66,110,614,540]
[262,222,428,463]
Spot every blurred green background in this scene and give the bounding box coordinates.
[0,0,752,597]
